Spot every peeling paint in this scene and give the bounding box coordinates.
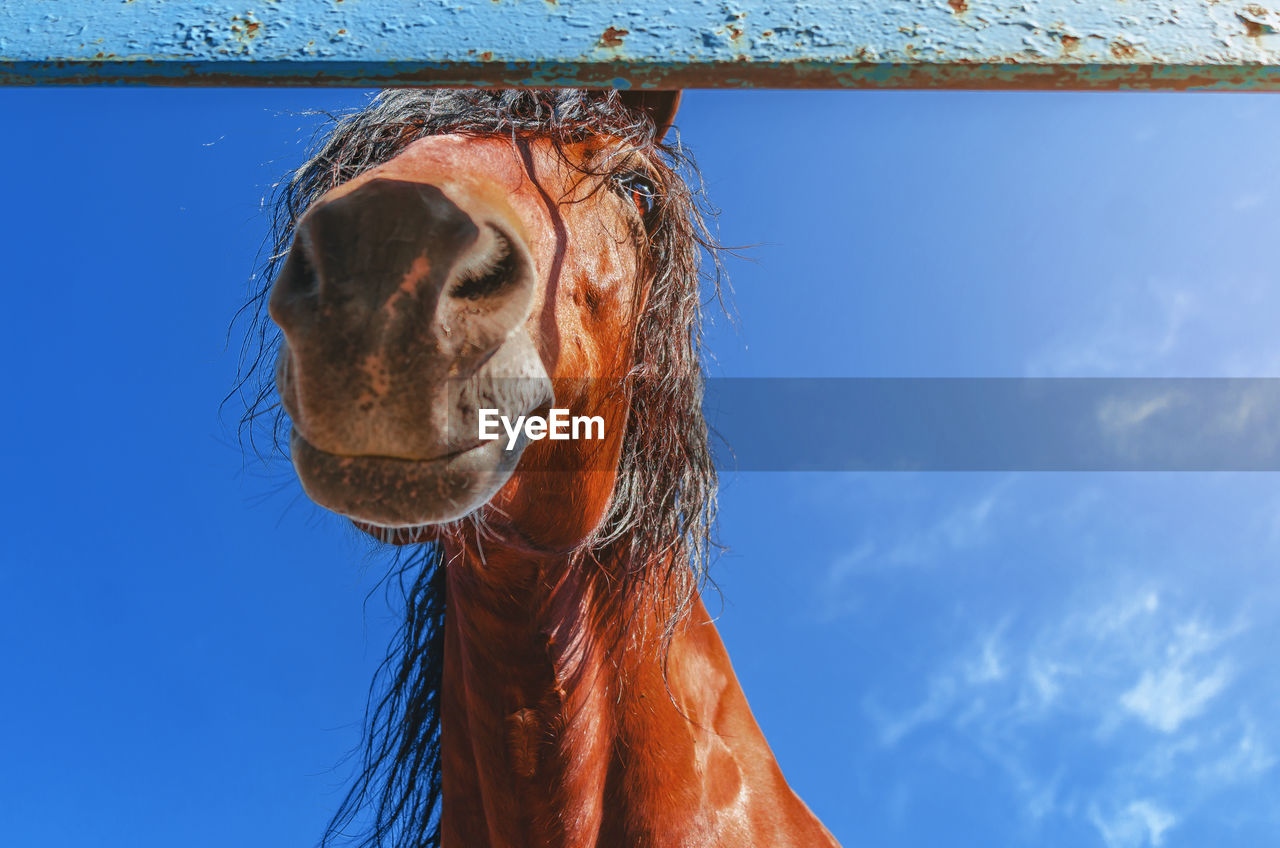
[229,14,262,47]
[4,0,1280,89]
[598,26,627,48]
[1237,7,1280,36]
[1110,39,1139,59]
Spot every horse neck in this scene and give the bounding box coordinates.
[437,536,734,846]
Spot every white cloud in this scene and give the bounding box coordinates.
[1096,391,1183,434]
[1089,799,1177,848]
[1025,655,1065,709]
[885,488,1000,564]
[1092,381,1280,470]
[824,540,874,588]
[823,480,1009,593]
[871,674,957,749]
[1113,617,1237,733]
[1026,281,1194,377]
[818,481,1012,622]
[861,580,1272,843]
[870,621,1011,747]
[1086,588,1161,638]
[965,630,1007,686]
[1026,269,1280,380]
[1120,661,1232,734]
[1196,721,1278,786]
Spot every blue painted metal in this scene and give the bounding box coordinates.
[6,1,1280,89]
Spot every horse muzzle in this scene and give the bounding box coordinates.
[268,176,552,526]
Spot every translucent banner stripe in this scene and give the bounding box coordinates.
[438,379,1280,472]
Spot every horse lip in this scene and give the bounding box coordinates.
[288,427,525,528]
[290,431,491,465]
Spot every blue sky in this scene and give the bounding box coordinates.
[3,88,1279,847]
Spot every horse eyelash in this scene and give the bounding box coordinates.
[610,170,660,226]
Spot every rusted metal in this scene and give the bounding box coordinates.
[8,1,1280,89]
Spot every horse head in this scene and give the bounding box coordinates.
[265,90,701,554]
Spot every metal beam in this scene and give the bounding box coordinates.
[7,1,1280,89]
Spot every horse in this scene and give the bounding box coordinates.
[240,88,838,848]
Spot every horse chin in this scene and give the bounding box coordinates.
[289,428,526,531]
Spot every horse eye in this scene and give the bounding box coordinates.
[614,171,656,218]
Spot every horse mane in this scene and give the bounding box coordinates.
[232,89,724,848]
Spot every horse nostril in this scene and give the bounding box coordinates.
[450,226,522,301]
[268,241,320,330]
